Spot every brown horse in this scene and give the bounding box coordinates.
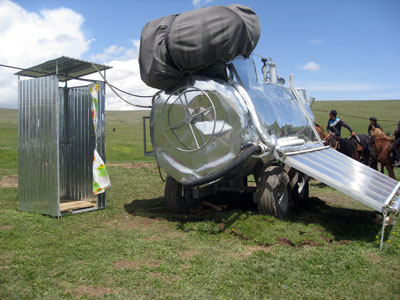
[314,124,335,147]
[369,126,396,179]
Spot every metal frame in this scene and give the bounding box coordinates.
[142,116,154,157]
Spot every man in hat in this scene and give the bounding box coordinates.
[368,117,381,135]
[326,110,355,139]
[393,120,400,167]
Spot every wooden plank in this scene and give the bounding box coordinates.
[60,200,97,213]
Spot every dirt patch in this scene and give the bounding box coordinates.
[0,175,18,188]
[181,264,191,269]
[107,163,156,169]
[276,237,295,247]
[113,258,161,270]
[65,285,112,299]
[106,215,169,230]
[0,225,14,230]
[0,252,14,261]
[233,245,273,258]
[113,260,141,270]
[366,253,383,263]
[177,250,197,260]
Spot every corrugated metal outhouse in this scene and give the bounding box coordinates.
[16,57,112,217]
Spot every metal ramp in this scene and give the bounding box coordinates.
[280,146,400,215]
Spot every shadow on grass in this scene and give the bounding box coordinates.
[290,197,382,242]
[124,192,255,234]
[124,193,383,243]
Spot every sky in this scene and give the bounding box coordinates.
[0,0,399,110]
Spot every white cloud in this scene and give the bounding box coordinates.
[308,38,326,45]
[101,58,157,111]
[89,41,157,110]
[192,0,213,8]
[300,62,320,71]
[0,0,155,110]
[0,0,91,108]
[90,40,141,63]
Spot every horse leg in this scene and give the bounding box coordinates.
[380,163,384,174]
[384,162,396,180]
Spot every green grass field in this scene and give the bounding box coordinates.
[312,100,400,136]
[1,101,400,299]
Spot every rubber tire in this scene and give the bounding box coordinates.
[256,166,293,218]
[164,176,190,214]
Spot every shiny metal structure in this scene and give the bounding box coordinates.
[151,57,319,183]
[17,57,109,216]
[151,55,400,221]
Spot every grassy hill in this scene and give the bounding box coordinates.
[0,101,399,299]
[312,100,400,135]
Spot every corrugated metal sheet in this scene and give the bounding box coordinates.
[283,147,400,213]
[59,86,95,202]
[18,76,106,216]
[18,76,60,215]
[15,56,112,82]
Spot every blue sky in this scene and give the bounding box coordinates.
[1,0,399,109]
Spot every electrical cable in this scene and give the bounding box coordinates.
[106,83,153,98]
[0,62,155,108]
[90,63,152,108]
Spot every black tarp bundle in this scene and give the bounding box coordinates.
[139,4,261,91]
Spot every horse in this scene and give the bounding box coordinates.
[369,126,396,179]
[315,123,335,147]
[314,124,370,165]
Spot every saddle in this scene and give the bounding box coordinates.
[347,135,363,151]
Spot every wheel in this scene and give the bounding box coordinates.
[286,167,309,204]
[256,166,293,218]
[164,176,190,214]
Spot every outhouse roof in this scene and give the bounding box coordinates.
[15,56,112,81]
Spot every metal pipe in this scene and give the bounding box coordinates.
[269,63,277,84]
[379,210,387,251]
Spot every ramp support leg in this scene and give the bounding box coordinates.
[379,210,388,251]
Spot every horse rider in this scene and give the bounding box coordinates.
[327,110,356,140]
[368,117,381,135]
[393,120,400,167]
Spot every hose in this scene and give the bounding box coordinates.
[181,144,263,188]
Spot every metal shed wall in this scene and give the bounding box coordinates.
[18,76,60,215]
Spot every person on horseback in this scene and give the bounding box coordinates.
[368,117,381,135]
[392,120,400,167]
[327,110,355,139]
